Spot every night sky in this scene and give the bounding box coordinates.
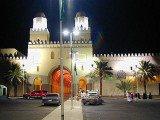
[0,0,160,55]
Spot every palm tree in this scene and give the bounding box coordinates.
[0,59,12,97]
[94,61,112,96]
[136,61,158,94]
[6,62,24,96]
[115,80,132,98]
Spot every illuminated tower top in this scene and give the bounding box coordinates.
[75,11,89,30]
[74,11,91,41]
[33,12,47,31]
[30,12,50,42]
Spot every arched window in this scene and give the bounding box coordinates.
[66,51,69,59]
[117,70,126,79]
[34,77,42,90]
[51,51,54,59]
[37,66,39,72]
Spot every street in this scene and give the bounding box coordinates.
[1,97,160,120]
[0,98,58,120]
[82,98,160,120]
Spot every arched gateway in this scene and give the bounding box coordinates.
[34,77,42,90]
[79,77,87,92]
[50,67,71,98]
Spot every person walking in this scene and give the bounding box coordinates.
[126,91,132,102]
[135,92,139,102]
[130,92,133,100]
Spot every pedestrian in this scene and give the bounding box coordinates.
[126,91,132,102]
[130,92,133,100]
[81,90,84,98]
[135,92,139,102]
[82,91,86,98]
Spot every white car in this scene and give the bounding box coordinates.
[82,91,102,105]
[87,91,99,97]
[42,93,61,106]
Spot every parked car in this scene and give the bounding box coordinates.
[23,90,48,100]
[82,91,103,105]
[42,93,61,106]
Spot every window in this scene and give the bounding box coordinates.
[51,51,54,59]
[35,91,41,93]
[117,70,126,79]
[66,51,69,59]
[46,94,58,97]
[37,66,39,72]
[43,91,48,93]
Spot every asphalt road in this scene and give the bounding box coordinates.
[82,98,160,120]
[0,98,58,120]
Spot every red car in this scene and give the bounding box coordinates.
[23,90,48,100]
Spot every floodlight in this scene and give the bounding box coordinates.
[63,30,69,36]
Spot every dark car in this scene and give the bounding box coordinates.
[23,90,48,100]
[42,93,61,106]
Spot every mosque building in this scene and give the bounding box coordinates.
[0,11,160,97]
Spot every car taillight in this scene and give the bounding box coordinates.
[43,100,47,101]
[52,99,58,101]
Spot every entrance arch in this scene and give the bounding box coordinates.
[51,67,71,98]
[34,77,42,90]
[79,77,87,92]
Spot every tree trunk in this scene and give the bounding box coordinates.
[100,71,102,96]
[124,91,126,98]
[144,79,147,94]
[14,85,17,97]
[6,84,11,98]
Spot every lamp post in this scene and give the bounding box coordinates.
[63,30,79,98]
[59,0,64,119]
[72,51,79,96]
[22,64,25,94]
[135,65,139,94]
[131,65,139,94]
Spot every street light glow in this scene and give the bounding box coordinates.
[63,30,69,36]
[63,29,79,36]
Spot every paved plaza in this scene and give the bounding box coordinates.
[1,97,160,120]
[0,98,57,120]
[83,98,160,120]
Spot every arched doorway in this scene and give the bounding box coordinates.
[51,67,71,98]
[79,77,87,92]
[34,77,42,90]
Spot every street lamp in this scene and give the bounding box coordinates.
[22,64,25,94]
[135,65,139,93]
[72,51,79,96]
[63,30,79,99]
[131,65,139,94]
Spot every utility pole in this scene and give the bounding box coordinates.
[59,0,64,119]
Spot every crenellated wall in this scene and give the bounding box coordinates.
[93,53,160,57]
[91,53,160,96]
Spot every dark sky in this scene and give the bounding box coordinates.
[0,0,160,55]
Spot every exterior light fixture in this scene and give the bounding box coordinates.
[63,30,69,36]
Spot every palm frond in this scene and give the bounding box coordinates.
[115,80,132,92]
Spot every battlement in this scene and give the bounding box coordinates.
[30,28,49,32]
[0,55,27,60]
[93,53,160,57]
[28,40,92,45]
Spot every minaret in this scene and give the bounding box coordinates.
[73,11,91,41]
[30,12,50,42]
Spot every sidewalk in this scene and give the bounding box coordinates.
[42,100,83,120]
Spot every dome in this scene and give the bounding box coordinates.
[35,12,46,18]
[76,11,86,17]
